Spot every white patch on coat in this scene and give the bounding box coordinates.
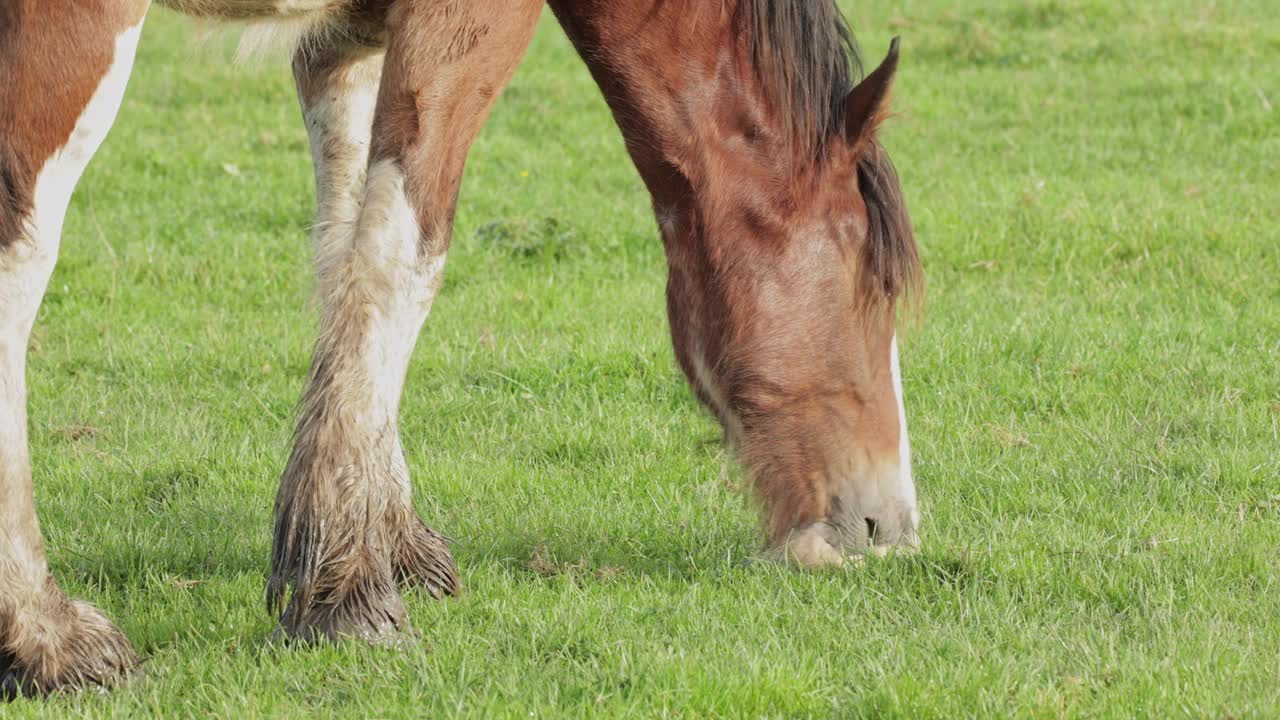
[1,20,144,594]
[1,21,144,338]
[1,19,143,414]
[346,159,445,428]
[303,54,382,284]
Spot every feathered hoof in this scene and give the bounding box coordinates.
[394,515,459,599]
[270,561,415,645]
[1,597,137,699]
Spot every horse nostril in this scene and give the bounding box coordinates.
[865,518,878,543]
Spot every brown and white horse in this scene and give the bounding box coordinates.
[0,0,922,693]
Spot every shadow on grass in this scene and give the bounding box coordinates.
[463,532,986,593]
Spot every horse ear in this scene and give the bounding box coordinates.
[844,37,900,152]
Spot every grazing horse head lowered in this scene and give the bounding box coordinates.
[0,0,921,695]
[552,3,922,566]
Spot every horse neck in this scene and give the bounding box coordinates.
[550,0,812,226]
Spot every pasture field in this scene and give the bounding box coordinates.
[10,1,1279,717]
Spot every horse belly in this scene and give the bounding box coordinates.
[156,0,348,19]
[157,0,388,56]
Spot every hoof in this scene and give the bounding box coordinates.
[394,515,459,599]
[271,558,415,645]
[267,513,457,643]
[1,599,137,698]
[270,616,415,649]
[275,592,410,645]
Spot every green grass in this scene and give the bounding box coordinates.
[11,1,1280,716]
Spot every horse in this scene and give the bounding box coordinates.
[0,0,922,694]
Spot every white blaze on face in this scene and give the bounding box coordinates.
[889,333,919,530]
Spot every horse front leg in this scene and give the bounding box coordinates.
[0,2,148,694]
[268,0,545,642]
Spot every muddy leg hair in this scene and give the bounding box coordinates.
[268,0,545,641]
[0,1,148,694]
